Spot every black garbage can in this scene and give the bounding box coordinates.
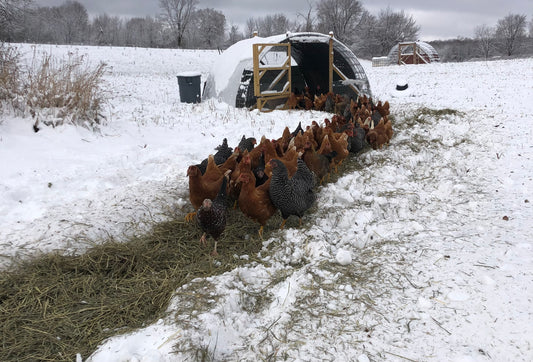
[177,72,201,103]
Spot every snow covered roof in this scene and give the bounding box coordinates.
[387,41,440,65]
[204,32,371,107]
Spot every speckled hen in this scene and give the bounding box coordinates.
[196,171,230,256]
[268,158,315,229]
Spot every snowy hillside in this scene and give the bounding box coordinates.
[1,44,532,361]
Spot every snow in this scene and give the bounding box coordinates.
[203,35,278,104]
[1,43,533,361]
[176,71,201,77]
[335,248,352,265]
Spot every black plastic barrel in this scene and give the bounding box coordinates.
[177,72,201,103]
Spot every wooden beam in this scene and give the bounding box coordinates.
[329,32,334,93]
[253,44,260,97]
[333,64,361,96]
[252,42,292,111]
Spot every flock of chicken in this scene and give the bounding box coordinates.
[186,94,393,255]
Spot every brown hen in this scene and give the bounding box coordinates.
[323,127,349,172]
[237,171,276,238]
[185,154,225,221]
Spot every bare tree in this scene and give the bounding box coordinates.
[91,14,124,46]
[0,0,33,41]
[189,8,225,49]
[351,10,380,57]
[245,18,256,38]
[254,15,274,36]
[296,0,315,32]
[529,15,533,37]
[53,1,89,44]
[20,5,54,43]
[125,17,161,48]
[245,14,292,37]
[474,24,494,59]
[316,0,364,44]
[159,0,198,48]
[495,13,527,56]
[271,14,291,34]
[227,24,244,46]
[373,7,419,55]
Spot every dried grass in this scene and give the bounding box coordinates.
[0,42,22,111]
[0,210,268,362]
[26,51,108,128]
[0,43,107,129]
[400,107,462,128]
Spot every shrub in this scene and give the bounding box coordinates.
[26,51,108,128]
[0,43,108,129]
[0,42,22,110]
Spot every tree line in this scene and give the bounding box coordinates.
[432,14,533,62]
[1,0,532,61]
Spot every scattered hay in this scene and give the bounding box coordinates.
[399,107,463,128]
[0,210,271,362]
[414,107,462,118]
[407,108,462,126]
[0,153,369,361]
[0,105,447,361]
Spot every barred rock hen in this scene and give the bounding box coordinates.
[196,171,230,256]
[347,122,367,154]
[290,121,304,138]
[269,158,315,229]
[214,138,233,165]
[194,138,234,174]
[238,135,256,153]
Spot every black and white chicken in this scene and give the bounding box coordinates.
[268,158,315,229]
[196,171,230,255]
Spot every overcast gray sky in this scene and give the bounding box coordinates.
[36,0,532,40]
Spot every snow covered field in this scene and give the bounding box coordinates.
[1,44,532,361]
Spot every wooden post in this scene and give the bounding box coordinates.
[252,44,260,98]
[328,32,334,93]
[252,43,292,112]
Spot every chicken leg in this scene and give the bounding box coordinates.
[199,232,207,247]
[185,211,197,222]
[211,241,219,256]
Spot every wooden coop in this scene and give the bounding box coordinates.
[388,41,440,65]
[203,32,372,111]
